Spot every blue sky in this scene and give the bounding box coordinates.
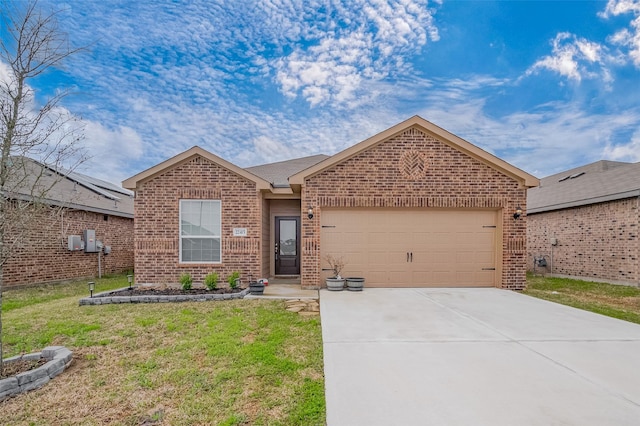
[3,0,640,185]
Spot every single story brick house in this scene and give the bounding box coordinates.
[527,160,640,286]
[123,116,538,290]
[3,157,134,288]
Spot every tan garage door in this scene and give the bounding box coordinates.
[321,208,498,288]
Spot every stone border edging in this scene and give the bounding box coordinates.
[0,346,73,401]
[79,287,251,305]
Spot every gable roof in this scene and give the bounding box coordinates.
[528,160,640,214]
[4,157,133,218]
[289,115,538,188]
[122,146,271,191]
[245,154,329,187]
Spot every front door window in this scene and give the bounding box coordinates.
[275,216,300,275]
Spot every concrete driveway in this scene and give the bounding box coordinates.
[320,288,640,425]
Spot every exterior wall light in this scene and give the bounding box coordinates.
[127,274,133,290]
[88,281,95,298]
[513,206,523,220]
[308,205,314,220]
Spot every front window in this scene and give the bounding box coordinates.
[180,200,221,263]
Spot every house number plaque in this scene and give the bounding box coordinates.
[233,228,247,237]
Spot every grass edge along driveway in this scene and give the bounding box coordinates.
[1,275,325,426]
[524,274,640,325]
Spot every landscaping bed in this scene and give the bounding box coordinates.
[94,286,245,297]
[0,359,46,379]
[80,286,250,305]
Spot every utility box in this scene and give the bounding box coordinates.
[68,235,83,251]
[84,230,97,253]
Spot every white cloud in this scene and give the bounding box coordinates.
[77,122,144,184]
[0,61,13,88]
[30,0,639,185]
[1,60,86,169]
[600,0,640,16]
[389,75,640,177]
[603,0,640,66]
[273,0,439,107]
[602,129,640,162]
[526,33,607,82]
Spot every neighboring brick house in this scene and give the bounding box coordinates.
[124,116,538,290]
[527,160,640,286]
[2,158,134,288]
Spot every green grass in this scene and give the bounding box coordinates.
[2,274,127,312]
[524,274,640,324]
[1,274,325,425]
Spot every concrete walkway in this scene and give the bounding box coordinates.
[244,284,318,300]
[320,288,640,425]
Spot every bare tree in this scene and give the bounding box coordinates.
[0,0,86,374]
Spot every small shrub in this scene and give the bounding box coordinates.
[204,272,219,290]
[180,273,193,290]
[227,271,240,289]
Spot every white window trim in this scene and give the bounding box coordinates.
[179,199,221,264]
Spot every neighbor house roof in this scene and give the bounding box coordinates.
[528,160,640,214]
[289,115,539,188]
[245,154,329,187]
[4,157,133,218]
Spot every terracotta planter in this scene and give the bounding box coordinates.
[326,277,345,291]
[346,277,365,291]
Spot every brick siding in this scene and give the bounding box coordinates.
[3,204,133,288]
[301,127,528,289]
[527,198,639,284]
[133,156,261,286]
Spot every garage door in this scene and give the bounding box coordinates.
[321,209,498,287]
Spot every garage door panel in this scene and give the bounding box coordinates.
[475,271,496,286]
[368,232,391,245]
[321,209,498,288]
[431,251,451,264]
[475,251,495,264]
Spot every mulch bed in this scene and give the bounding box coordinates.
[96,287,245,297]
[0,359,48,379]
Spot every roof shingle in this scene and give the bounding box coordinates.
[528,160,640,214]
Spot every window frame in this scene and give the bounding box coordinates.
[179,199,222,264]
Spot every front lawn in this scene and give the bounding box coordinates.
[1,275,325,425]
[525,274,640,324]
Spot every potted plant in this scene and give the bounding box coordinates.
[204,272,218,290]
[324,254,346,291]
